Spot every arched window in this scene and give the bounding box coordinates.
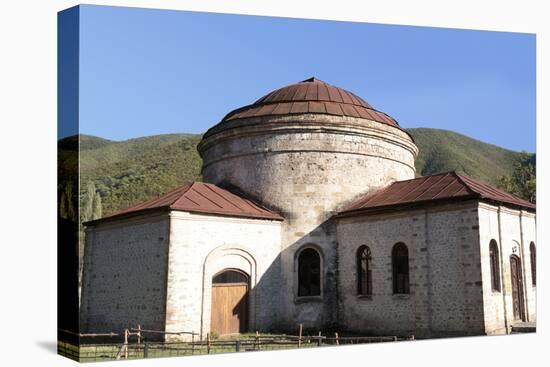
[489,240,501,292]
[392,243,409,294]
[530,242,536,286]
[297,248,321,297]
[357,246,372,295]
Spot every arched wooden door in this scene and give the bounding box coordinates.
[211,269,249,335]
[510,255,526,321]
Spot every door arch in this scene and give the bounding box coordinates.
[510,255,526,321]
[211,269,249,335]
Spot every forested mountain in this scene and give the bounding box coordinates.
[58,128,535,220]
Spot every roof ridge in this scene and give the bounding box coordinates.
[131,182,192,208]
[432,175,469,199]
[448,171,482,198]
[171,181,201,207]
[189,184,226,210]
[453,171,502,199]
[455,172,533,206]
[202,183,248,211]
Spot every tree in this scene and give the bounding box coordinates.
[92,191,102,220]
[498,153,536,203]
[81,182,95,223]
[81,181,103,222]
[59,181,77,221]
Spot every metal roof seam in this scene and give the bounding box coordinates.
[206,184,275,214]
[382,179,423,202]
[193,185,235,210]
[396,175,440,203]
[409,173,451,202]
[172,185,201,207]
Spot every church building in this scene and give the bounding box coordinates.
[80,78,536,339]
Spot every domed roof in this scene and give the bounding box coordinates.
[220,77,401,128]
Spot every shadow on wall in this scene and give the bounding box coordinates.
[208,218,341,337]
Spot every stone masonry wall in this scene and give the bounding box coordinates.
[80,213,170,335]
[478,203,536,334]
[164,211,283,340]
[336,201,485,338]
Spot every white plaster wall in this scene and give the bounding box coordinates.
[478,204,537,334]
[521,213,537,322]
[164,211,283,340]
[336,201,485,338]
[80,213,170,335]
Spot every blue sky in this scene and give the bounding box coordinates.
[71,5,535,152]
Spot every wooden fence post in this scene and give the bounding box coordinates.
[137,324,141,350]
[298,324,303,348]
[191,332,195,355]
[207,333,211,354]
[143,343,148,358]
[124,329,129,359]
[255,331,260,350]
[235,340,241,352]
[335,332,339,345]
[317,331,322,347]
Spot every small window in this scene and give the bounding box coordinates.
[298,248,321,297]
[357,246,372,295]
[530,242,536,286]
[489,240,501,292]
[392,243,409,294]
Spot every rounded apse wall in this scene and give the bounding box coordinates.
[198,113,418,223]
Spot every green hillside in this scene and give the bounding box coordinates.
[407,128,530,186]
[78,134,203,216]
[58,128,533,219]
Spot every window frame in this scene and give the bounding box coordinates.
[356,245,373,296]
[489,239,501,292]
[296,246,323,299]
[391,242,410,295]
[530,242,536,287]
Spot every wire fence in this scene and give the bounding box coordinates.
[58,327,415,362]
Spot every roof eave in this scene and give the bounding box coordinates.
[83,206,171,226]
[335,195,535,219]
[84,207,284,227]
[335,196,477,219]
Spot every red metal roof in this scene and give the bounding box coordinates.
[338,171,535,217]
[86,182,284,224]
[218,78,402,129]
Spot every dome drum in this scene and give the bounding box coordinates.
[198,78,418,218]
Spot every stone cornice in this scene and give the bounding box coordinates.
[197,114,418,158]
[478,201,536,216]
[169,210,283,226]
[201,148,417,174]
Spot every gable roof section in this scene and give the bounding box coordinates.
[338,171,535,217]
[86,182,284,225]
